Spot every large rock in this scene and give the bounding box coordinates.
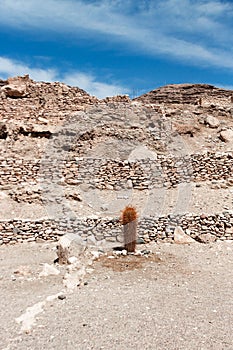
[174,226,196,244]
[1,75,30,98]
[220,129,233,142]
[195,233,216,244]
[2,84,28,98]
[56,233,86,264]
[205,115,220,128]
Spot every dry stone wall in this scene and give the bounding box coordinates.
[0,151,232,189]
[0,211,233,245]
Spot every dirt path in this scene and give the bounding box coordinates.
[1,241,233,349]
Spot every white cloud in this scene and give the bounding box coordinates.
[0,1,233,70]
[0,56,129,98]
[0,57,57,81]
[63,72,129,98]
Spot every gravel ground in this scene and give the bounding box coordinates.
[1,241,233,349]
[1,182,232,220]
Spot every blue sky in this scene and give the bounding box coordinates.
[0,0,233,98]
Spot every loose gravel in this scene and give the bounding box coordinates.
[1,241,233,349]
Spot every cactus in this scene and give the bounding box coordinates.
[120,206,138,253]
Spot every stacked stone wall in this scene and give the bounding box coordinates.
[0,211,233,245]
[0,151,232,188]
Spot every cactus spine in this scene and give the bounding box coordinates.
[121,206,138,253]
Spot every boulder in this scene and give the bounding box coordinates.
[1,75,30,98]
[2,84,28,98]
[195,233,217,244]
[174,226,195,244]
[56,233,86,264]
[220,129,233,142]
[205,115,220,128]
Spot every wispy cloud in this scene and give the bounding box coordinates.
[0,0,233,70]
[0,57,57,81]
[63,72,129,98]
[0,56,129,98]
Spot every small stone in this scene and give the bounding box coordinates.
[58,294,66,300]
[226,227,233,234]
[200,214,206,219]
[105,184,114,190]
[105,237,116,242]
[126,179,133,189]
[36,238,46,243]
[141,249,151,255]
[14,266,31,276]
[87,235,96,246]
[100,204,108,211]
[68,256,78,264]
[39,263,60,277]
[38,117,49,124]
[136,237,146,244]
[91,251,102,259]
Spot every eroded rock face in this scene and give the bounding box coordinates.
[2,84,28,98]
[134,83,233,105]
[1,75,30,98]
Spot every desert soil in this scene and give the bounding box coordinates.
[1,241,233,350]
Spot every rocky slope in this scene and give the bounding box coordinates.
[0,76,232,244]
[134,83,233,105]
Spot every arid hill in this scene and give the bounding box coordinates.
[0,76,232,244]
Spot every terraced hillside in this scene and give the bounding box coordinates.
[0,76,232,245]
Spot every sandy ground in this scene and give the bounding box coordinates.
[1,183,232,220]
[1,240,233,349]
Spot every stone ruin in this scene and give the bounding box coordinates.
[0,75,233,246]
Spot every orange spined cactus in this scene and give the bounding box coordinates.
[120,206,138,253]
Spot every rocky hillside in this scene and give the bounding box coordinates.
[134,83,233,105]
[0,76,232,245]
[134,83,233,154]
